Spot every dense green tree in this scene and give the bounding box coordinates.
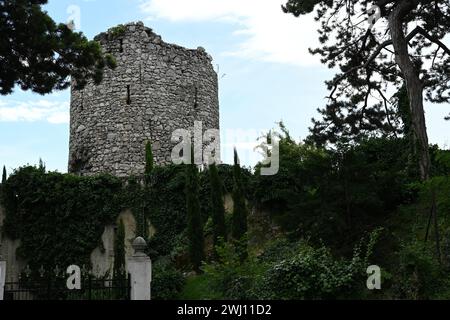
[231,149,248,260]
[254,124,415,247]
[283,0,450,180]
[2,166,6,184]
[142,141,154,237]
[113,218,126,280]
[209,163,227,252]
[185,153,205,272]
[0,0,116,95]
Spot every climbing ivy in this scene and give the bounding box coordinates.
[0,166,123,276]
[145,164,252,259]
[0,163,252,276]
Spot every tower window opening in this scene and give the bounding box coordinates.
[119,39,123,53]
[126,85,131,105]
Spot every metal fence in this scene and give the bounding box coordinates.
[4,274,131,301]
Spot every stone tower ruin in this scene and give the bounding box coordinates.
[68,22,219,177]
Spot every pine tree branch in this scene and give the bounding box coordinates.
[407,26,450,56]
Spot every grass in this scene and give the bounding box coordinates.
[178,275,223,300]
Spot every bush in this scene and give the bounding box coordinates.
[152,261,186,300]
[202,240,265,300]
[255,244,364,300]
[202,230,381,300]
[391,241,444,299]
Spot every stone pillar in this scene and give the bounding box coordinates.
[0,249,6,300]
[127,237,152,300]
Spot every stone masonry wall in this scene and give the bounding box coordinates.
[69,22,219,177]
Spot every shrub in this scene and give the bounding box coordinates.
[255,244,363,300]
[152,261,186,300]
[202,240,265,300]
[391,241,443,299]
[202,230,381,300]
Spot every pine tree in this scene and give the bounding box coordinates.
[231,148,248,260]
[0,0,116,95]
[209,162,227,253]
[2,166,6,184]
[395,84,420,178]
[185,150,205,272]
[283,0,450,180]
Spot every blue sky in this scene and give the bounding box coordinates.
[0,0,449,173]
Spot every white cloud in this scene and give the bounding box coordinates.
[0,100,70,124]
[140,0,321,66]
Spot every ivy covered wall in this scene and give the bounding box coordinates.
[0,164,252,277]
[0,166,123,277]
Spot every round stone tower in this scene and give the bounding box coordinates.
[68,22,219,177]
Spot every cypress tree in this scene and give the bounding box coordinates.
[142,141,154,238]
[38,158,46,172]
[231,148,248,260]
[113,218,127,298]
[2,166,6,184]
[209,162,227,252]
[113,219,126,280]
[185,150,205,273]
[145,141,154,178]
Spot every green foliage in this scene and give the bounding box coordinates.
[143,164,239,259]
[0,166,122,276]
[256,229,382,300]
[282,0,325,16]
[282,0,449,154]
[1,166,6,184]
[108,24,126,38]
[419,176,450,217]
[0,0,116,95]
[179,274,223,300]
[148,170,181,252]
[152,260,186,300]
[441,229,450,272]
[105,54,117,69]
[113,218,126,280]
[231,149,248,260]
[431,147,450,177]
[202,230,381,300]
[185,162,205,272]
[202,240,265,300]
[391,240,444,299]
[254,126,417,248]
[257,245,360,300]
[208,163,227,251]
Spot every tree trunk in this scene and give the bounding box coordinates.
[388,0,431,180]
